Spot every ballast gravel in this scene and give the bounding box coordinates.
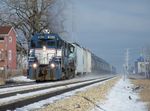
[131,79,150,110]
[35,77,120,111]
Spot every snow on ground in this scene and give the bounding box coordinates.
[0,74,111,94]
[15,77,112,111]
[92,78,147,111]
[7,76,34,82]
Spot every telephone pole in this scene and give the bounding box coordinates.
[142,48,148,78]
[123,48,129,80]
[125,48,129,75]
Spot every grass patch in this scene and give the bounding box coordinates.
[131,79,150,110]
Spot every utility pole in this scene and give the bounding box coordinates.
[124,48,129,80]
[126,49,129,74]
[126,48,129,75]
[71,1,76,42]
[142,48,147,78]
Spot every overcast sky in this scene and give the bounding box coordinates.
[66,0,150,72]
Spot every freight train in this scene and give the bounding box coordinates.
[27,32,116,81]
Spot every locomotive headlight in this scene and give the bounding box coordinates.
[50,63,55,68]
[29,49,33,53]
[43,46,46,51]
[32,63,37,68]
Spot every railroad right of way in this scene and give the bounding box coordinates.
[0,76,116,111]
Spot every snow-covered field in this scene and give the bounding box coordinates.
[92,78,147,111]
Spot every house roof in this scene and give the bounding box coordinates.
[0,26,12,35]
[137,56,144,62]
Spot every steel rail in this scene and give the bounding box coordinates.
[0,77,109,98]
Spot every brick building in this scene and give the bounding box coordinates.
[0,26,16,70]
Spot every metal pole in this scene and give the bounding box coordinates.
[125,48,129,76]
[143,48,147,78]
[123,64,126,81]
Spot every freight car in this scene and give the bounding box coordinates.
[27,32,115,81]
[73,43,113,75]
[91,53,111,74]
[72,43,92,75]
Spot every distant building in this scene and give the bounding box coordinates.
[0,26,16,70]
[135,56,148,74]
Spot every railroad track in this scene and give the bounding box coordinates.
[0,76,115,111]
[0,75,107,89]
[0,77,107,98]
[0,81,36,89]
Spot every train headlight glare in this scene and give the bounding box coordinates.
[29,49,33,53]
[33,63,37,68]
[43,46,46,51]
[50,63,55,68]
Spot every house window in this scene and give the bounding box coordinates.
[9,36,12,43]
[8,50,12,61]
[0,37,4,42]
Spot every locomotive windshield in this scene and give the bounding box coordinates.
[30,35,57,48]
[37,40,56,48]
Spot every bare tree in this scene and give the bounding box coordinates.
[0,0,67,53]
[0,0,67,69]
